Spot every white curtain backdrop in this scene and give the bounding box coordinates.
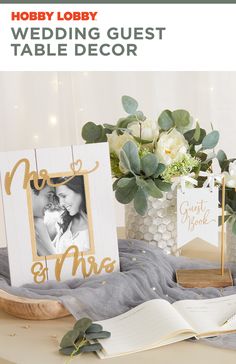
[0,71,236,247]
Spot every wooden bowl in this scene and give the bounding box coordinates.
[0,289,70,320]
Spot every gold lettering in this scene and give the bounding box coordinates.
[54,245,116,281]
[55,245,82,280]
[5,158,38,195]
[102,258,116,273]
[31,262,48,284]
[179,199,215,232]
[4,158,99,195]
[86,256,98,276]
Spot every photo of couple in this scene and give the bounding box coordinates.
[30,175,90,257]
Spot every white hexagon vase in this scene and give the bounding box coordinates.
[125,191,178,255]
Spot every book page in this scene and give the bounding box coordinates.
[173,294,236,336]
[96,299,195,358]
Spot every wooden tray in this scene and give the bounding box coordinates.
[0,289,70,320]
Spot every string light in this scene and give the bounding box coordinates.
[49,115,57,126]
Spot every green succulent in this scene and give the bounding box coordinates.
[113,141,171,215]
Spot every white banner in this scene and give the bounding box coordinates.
[0,4,236,71]
[177,187,219,249]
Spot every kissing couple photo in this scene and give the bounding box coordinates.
[30,175,90,257]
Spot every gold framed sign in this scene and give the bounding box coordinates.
[0,143,119,286]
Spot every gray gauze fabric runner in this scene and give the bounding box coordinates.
[1,239,236,350]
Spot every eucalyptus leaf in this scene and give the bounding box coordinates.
[153,163,166,178]
[158,110,174,131]
[122,95,138,114]
[195,128,207,144]
[221,158,236,172]
[85,331,111,340]
[195,152,207,162]
[172,109,191,128]
[155,180,172,192]
[82,122,103,143]
[184,128,206,145]
[122,141,141,174]
[73,318,93,335]
[86,324,103,334]
[103,123,117,130]
[217,149,227,169]
[59,319,110,358]
[60,330,79,348]
[201,130,220,150]
[99,128,108,142]
[59,346,78,356]
[189,144,196,156]
[117,115,138,129]
[119,150,132,172]
[104,128,113,136]
[135,110,146,121]
[184,128,194,142]
[79,343,103,353]
[134,187,148,216]
[193,122,201,141]
[141,154,158,177]
[115,179,138,204]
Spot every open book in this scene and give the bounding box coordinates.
[96,294,236,358]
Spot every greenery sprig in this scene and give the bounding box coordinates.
[59,317,111,362]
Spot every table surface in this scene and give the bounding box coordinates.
[0,229,235,364]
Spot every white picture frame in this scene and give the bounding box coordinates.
[0,143,119,286]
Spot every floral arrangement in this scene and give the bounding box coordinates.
[82,95,221,217]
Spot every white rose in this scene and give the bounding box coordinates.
[128,119,159,142]
[155,129,189,165]
[107,130,134,157]
[223,161,236,188]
